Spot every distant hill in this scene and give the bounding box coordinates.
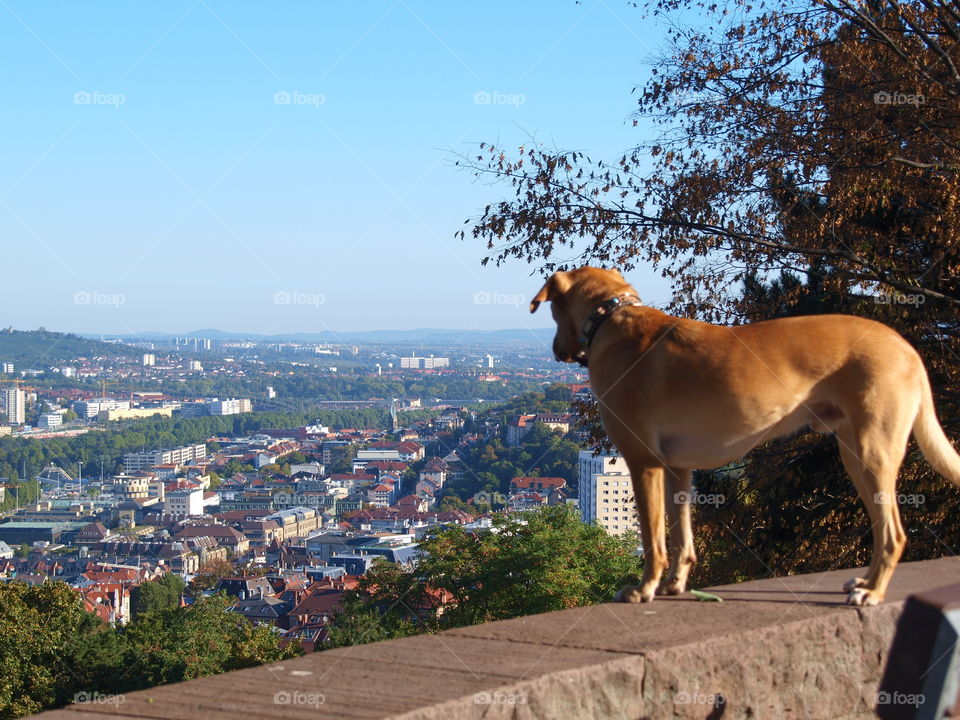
[0,329,142,368]
[90,327,556,346]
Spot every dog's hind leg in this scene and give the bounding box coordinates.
[836,417,910,606]
[615,466,667,603]
[658,467,697,596]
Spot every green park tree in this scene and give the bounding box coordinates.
[329,505,642,648]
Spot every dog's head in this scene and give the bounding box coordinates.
[530,266,635,363]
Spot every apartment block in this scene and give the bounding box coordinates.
[578,450,640,537]
[207,398,252,415]
[2,388,25,425]
[123,443,208,472]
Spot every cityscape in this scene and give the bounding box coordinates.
[0,327,641,669]
[3,0,958,716]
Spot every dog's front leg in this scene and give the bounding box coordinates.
[659,467,697,596]
[615,466,667,603]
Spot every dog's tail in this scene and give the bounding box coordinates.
[913,371,960,485]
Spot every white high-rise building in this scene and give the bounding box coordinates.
[2,388,25,425]
[189,360,203,372]
[207,398,252,415]
[1,362,13,375]
[578,450,640,537]
[142,353,156,367]
[73,398,130,419]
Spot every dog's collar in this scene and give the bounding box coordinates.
[577,294,643,362]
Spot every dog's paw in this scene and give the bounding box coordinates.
[846,587,881,606]
[615,585,655,603]
[842,577,867,593]
[656,579,686,596]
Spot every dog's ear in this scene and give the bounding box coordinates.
[530,271,572,313]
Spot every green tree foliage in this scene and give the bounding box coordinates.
[117,595,299,690]
[130,574,185,619]
[327,443,358,474]
[445,421,580,502]
[0,581,299,719]
[462,0,960,587]
[329,505,642,647]
[187,559,237,597]
[0,479,40,512]
[0,581,101,717]
[0,330,141,366]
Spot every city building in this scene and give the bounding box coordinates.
[98,406,175,422]
[164,488,205,517]
[1,388,25,425]
[506,414,537,446]
[578,450,639,537]
[189,360,203,372]
[1,362,13,374]
[122,443,207,472]
[113,474,151,500]
[37,413,62,430]
[400,355,450,369]
[207,398,252,415]
[73,397,130,419]
[142,353,156,366]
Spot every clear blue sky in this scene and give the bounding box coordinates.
[1,0,675,337]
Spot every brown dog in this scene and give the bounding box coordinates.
[531,266,960,605]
